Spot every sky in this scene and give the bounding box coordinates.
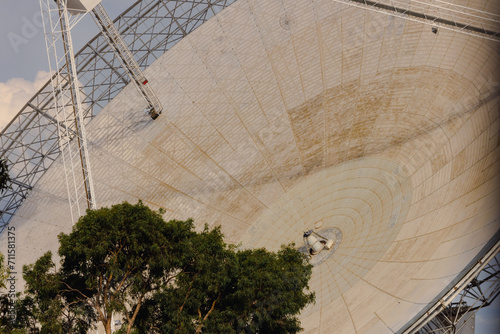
[0,0,136,130]
[0,1,499,333]
[476,295,500,334]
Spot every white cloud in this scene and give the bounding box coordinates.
[0,70,51,131]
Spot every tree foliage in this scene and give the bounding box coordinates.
[0,253,27,334]
[0,159,11,194]
[16,251,95,333]
[57,201,194,333]
[135,228,315,334]
[6,201,314,333]
[0,253,12,332]
[0,254,7,290]
[0,151,14,333]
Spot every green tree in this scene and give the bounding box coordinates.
[56,201,194,334]
[0,253,12,332]
[16,252,95,333]
[0,253,27,334]
[0,159,12,326]
[0,159,11,194]
[16,201,314,333]
[0,254,8,290]
[135,228,315,334]
[1,151,15,333]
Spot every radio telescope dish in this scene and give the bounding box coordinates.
[1,0,499,333]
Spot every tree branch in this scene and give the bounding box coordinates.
[195,293,221,334]
[179,272,199,313]
[126,295,143,334]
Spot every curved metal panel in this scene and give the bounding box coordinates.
[0,0,236,234]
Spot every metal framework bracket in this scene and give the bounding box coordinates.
[0,0,236,235]
[402,239,500,334]
[332,0,500,42]
[39,0,97,222]
[91,3,163,119]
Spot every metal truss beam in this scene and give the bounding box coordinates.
[414,254,500,334]
[91,3,163,119]
[402,239,500,334]
[40,0,98,220]
[0,0,236,235]
[333,0,500,42]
